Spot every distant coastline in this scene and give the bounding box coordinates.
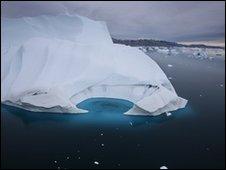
[112,38,225,49]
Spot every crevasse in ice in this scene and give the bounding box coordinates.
[1,14,187,115]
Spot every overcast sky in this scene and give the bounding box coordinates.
[1,1,225,46]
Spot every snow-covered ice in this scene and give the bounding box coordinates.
[140,46,225,61]
[1,14,187,116]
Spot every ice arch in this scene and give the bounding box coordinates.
[70,74,186,116]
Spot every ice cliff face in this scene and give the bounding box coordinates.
[1,14,187,116]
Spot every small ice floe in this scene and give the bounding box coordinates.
[166,112,172,116]
[209,57,214,60]
[220,84,224,87]
[129,122,133,126]
[160,166,168,169]
[167,64,173,67]
[168,77,172,80]
[100,133,104,136]
[199,94,202,97]
[101,144,104,147]
[54,160,57,163]
[66,156,70,160]
[94,161,99,165]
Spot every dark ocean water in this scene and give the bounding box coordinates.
[1,51,225,169]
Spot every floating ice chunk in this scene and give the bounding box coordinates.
[94,161,99,165]
[166,112,172,116]
[1,14,187,116]
[167,64,173,67]
[160,166,168,169]
[209,57,214,60]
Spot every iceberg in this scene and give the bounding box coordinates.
[1,14,187,116]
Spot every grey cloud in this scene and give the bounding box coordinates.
[1,1,225,43]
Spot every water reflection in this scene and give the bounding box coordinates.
[1,98,190,127]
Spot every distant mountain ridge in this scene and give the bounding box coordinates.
[112,38,224,49]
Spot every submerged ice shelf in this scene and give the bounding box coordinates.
[1,14,187,116]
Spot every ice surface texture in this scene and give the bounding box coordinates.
[1,14,187,115]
